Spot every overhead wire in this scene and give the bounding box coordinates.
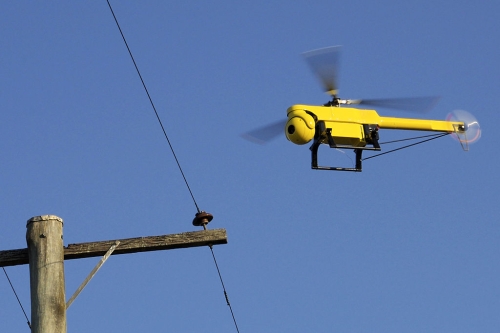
[106,0,200,213]
[106,2,241,332]
[209,245,241,333]
[2,268,31,329]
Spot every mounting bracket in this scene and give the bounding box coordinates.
[310,122,381,172]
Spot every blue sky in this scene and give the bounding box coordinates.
[1,1,499,332]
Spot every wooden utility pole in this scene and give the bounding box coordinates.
[1,214,227,333]
[26,215,67,333]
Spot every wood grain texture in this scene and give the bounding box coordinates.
[0,229,227,267]
[27,215,67,333]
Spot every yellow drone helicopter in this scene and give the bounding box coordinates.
[243,46,481,172]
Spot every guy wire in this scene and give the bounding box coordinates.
[2,268,31,329]
[378,133,447,145]
[106,0,200,213]
[363,133,450,161]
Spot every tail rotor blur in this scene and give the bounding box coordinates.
[446,110,481,151]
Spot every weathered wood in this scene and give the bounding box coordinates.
[65,228,228,259]
[66,241,120,310]
[27,215,67,333]
[0,248,28,267]
[0,229,227,267]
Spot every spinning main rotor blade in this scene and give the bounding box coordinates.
[348,96,441,113]
[303,46,341,96]
[241,119,286,144]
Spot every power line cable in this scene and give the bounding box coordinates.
[2,267,31,329]
[106,4,239,330]
[106,0,200,213]
[209,246,241,333]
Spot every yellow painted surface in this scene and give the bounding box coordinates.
[286,104,464,146]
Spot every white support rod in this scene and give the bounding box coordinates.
[66,241,120,310]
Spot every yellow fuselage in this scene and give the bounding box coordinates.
[285,104,464,146]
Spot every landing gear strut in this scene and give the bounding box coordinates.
[310,122,381,172]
